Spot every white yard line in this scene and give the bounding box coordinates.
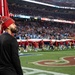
[22,67,69,75]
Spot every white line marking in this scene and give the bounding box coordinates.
[22,67,69,75]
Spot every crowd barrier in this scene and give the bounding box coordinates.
[17,39,74,42]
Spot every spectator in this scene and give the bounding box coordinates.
[0,16,23,75]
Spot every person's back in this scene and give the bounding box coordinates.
[0,33,16,69]
[0,16,23,75]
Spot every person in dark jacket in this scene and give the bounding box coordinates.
[0,16,23,75]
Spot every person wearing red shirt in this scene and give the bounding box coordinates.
[59,41,64,50]
[49,41,54,50]
[39,40,44,51]
[32,42,39,51]
[24,38,29,52]
[18,40,24,52]
[65,41,69,49]
[54,41,58,50]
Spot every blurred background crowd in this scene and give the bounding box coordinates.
[7,0,75,40]
[15,21,75,40]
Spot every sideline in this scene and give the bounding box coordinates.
[22,67,69,75]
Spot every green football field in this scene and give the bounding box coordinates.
[20,49,75,75]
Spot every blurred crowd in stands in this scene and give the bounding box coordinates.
[7,0,75,40]
[8,1,75,21]
[34,0,75,7]
[6,0,75,52]
[15,21,75,40]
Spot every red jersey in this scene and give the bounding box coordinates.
[33,42,38,48]
[18,41,23,46]
[39,40,44,46]
[24,41,29,46]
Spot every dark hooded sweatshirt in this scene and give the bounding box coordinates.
[0,33,23,75]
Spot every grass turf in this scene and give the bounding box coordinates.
[20,49,75,75]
